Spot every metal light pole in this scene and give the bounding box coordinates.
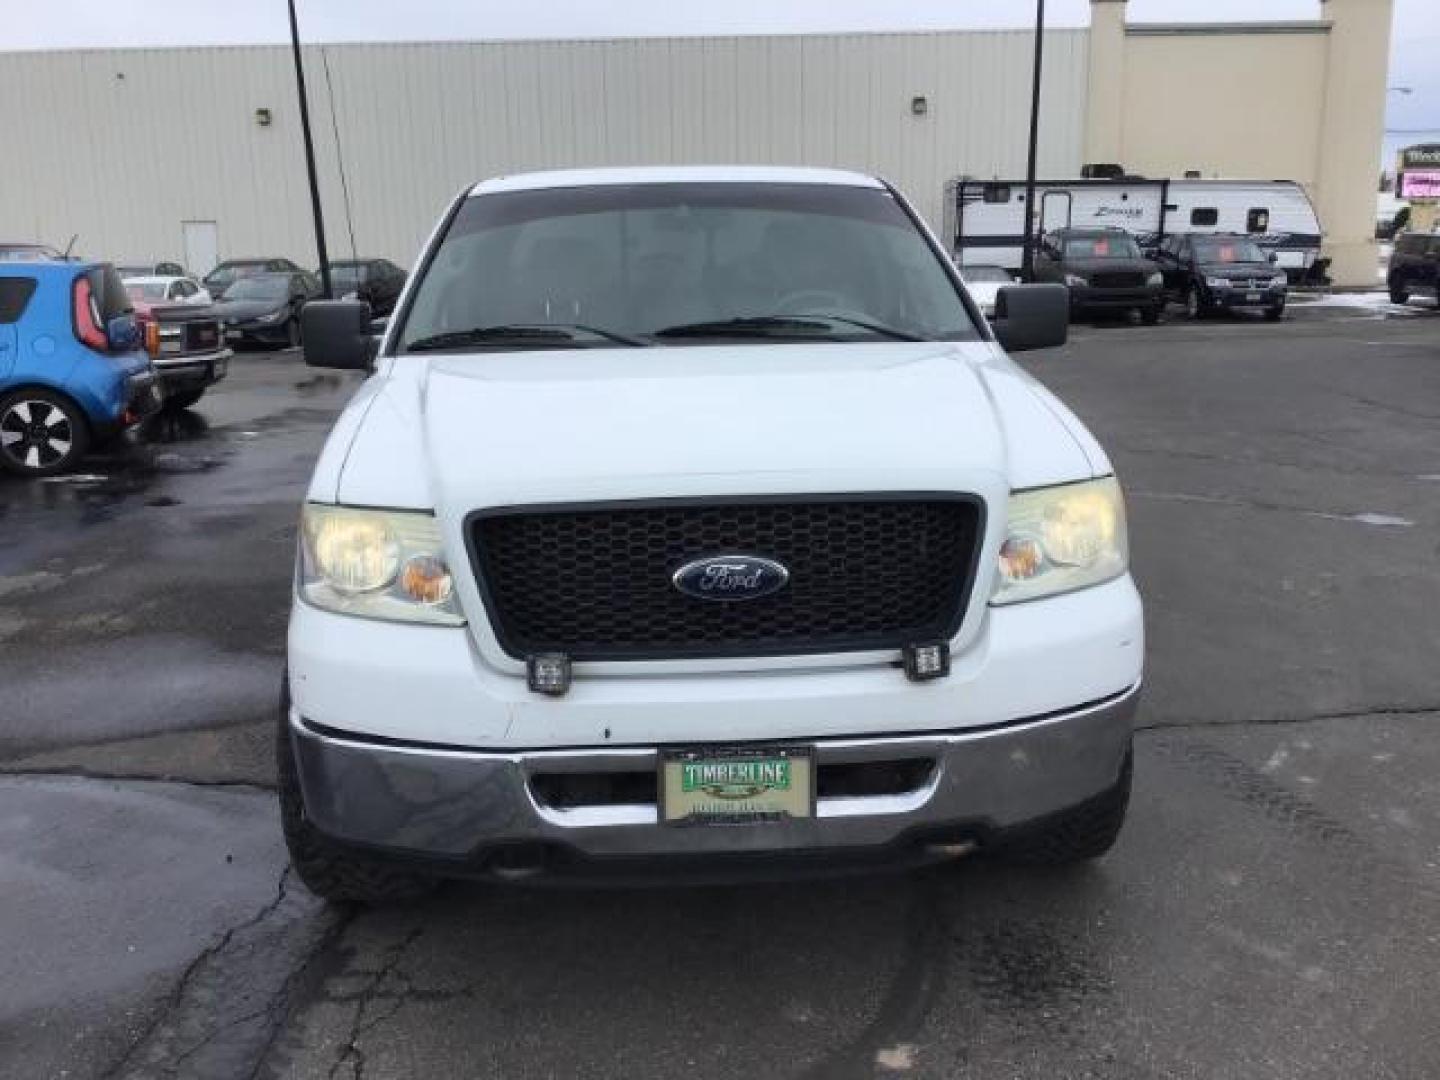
[287,0,332,298]
[1020,0,1045,282]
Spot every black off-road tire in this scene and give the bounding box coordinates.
[1264,303,1285,322]
[1141,304,1163,326]
[278,683,437,906]
[995,748,1132,865]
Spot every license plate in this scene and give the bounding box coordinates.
[660,747,814,825]
[1246,292,1261,303]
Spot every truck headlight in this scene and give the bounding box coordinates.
[1063,273,1088,288]
[992,477,1128,605]
[1146,271,1163,287]
[299,504,464,625]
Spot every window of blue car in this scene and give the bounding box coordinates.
[0,278,39,323]
[90,267,133,321]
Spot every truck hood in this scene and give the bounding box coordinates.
[326,342,1101,511]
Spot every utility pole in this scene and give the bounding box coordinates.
[1020,0,1045,282]
[287,0,332,298]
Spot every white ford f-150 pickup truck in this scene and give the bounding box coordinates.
[284,166,1143,903]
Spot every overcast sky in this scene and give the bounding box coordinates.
[5,0,1436,131]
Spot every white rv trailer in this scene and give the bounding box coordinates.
[943,178,1324,281]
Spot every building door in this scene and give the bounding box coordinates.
[182,221,219,277]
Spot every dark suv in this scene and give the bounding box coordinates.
[1154,232,1288,320]
[1387,232,1440,307]
[1034,228,1164,324]
[326,258,407,316]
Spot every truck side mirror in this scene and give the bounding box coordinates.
[992,284,1069,353]
[302,300,375,370]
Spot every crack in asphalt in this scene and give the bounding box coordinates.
[325,927,427,1080]
[244,904,359,1080]
[1137,703,1440,734]
[0,766,275,792]
[100,866,295,1080]
[1344,393,1440,423]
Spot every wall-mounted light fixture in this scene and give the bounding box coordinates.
[255,107,273,127]
[911,95,929,117]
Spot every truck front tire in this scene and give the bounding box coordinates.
[995,747,1132,865]
[278,682,438,906]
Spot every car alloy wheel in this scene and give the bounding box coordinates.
[0,395,83,475]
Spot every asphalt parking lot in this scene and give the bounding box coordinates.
[3,301,1439,1079]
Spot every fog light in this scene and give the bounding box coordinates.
[527,653,572,696]
[903,642,950,682]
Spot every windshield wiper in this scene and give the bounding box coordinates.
[652,315,922,342]
[406,323,646,352]
[794,313,924,341]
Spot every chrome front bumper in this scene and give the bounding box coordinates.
[290,683,1139,869]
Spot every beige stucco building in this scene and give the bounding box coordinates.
[1085,0,1393,285]
[0,0,1393,284]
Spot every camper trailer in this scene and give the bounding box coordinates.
[944,177,1324,283]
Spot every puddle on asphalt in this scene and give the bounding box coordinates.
[0,409,229,522]
[138,409,210,445]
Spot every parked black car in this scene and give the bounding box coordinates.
[326,258,407,316]
[211,271,319,348]
[1153,232,1288,321]
[1034,228,1164,324]
[202,257,305,300]
[1387,231,1440,307]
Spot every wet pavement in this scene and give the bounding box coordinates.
[2,307,1439,1079]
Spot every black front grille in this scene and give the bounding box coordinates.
[1089,271,1146,289]
[468,496,984,661]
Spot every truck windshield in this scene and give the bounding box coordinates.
[397,182,979,351]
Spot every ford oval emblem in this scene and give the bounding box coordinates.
[672,554,790,602]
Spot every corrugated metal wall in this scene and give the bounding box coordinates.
[0,31,1088,272]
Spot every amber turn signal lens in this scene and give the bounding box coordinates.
[399,555,453,605]
[998,535,1044,581]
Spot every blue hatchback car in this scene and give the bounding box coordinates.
[0,261,160,476]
